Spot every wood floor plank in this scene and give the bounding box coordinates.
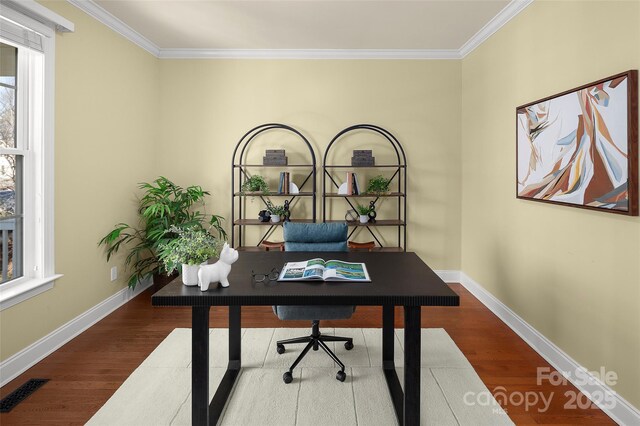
[0,283,615,425]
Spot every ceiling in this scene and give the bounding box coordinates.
[75,0,532,58]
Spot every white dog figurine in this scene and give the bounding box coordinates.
[198,243,239,291]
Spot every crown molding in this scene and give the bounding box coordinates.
[157,48,461,60]
[67,0,532,60]
[459,0,534,58]
[67,0,159,56]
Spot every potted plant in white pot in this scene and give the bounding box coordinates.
[158,226,222,286]
[266,201,285,223]
[355,204,371,224]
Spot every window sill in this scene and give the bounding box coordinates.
[0,274,63,311]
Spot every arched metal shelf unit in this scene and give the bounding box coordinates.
[231,123,316,250]
[322,124,407,251]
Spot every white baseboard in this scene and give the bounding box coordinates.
[458,271,640,426]
[434,270,462,283]
[0,277,153,388]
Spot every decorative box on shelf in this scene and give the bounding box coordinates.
[351,150,374,166]
[263,149,288,165]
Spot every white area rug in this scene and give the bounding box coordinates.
[88,328,513,426]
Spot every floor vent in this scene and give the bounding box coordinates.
[0,378,50,413]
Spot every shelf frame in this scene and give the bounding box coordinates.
[322,124,407,251]
[231,124,316,249]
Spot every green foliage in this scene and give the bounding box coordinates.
[157,226,221,274]
[240,175,270,194]
[97,176,226,289]
[265,200,285,217]
[366,175,391,195]
[355,203,371,215]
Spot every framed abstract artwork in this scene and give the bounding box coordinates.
[516,70,638,215]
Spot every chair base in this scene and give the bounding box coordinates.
[276,320,354,383]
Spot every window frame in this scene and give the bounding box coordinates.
[0,6,66,311]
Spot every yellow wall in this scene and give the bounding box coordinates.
[461,0,640,407]
[0,2,159,360]
[157,60,462,267]
[3,0,638,412]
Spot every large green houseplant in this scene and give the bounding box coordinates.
[98,176,226,289]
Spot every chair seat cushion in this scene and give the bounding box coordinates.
[273,305,355,321]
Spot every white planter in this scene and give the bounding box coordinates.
[359,215,369,224]
[181,263,200,286]
[270,215,281,223]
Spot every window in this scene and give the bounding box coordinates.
[0,3,73,310]
[1,41,27,286]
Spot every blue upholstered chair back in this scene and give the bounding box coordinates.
[283,222,348,252]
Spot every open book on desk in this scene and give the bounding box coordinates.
[278,258,371,282]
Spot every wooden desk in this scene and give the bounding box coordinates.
[152,251,459,426]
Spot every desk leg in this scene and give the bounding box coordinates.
[382,305,395,368]
[192,306,210,426]
[404,306,421,426]
[382,305,404,426]
[209,306,241,425]
[229,305,241,367]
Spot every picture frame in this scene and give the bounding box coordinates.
[516,70,638,216]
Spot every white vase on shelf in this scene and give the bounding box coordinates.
[359,215,369,224]
[181,264,200,286]
[270,215,281,223]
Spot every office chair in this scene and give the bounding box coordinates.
[273,222,355,383]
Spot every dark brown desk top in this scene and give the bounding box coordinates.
[152,251,459,307]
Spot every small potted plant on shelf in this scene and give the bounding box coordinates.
[157,226,222,286]
[240,175,270,196]
[366,175,391,195]
[266,200,285,223]
[355,204,371,224]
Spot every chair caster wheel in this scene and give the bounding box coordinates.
[283,371,293,384]
[277,344,285,354]
[344,341,354,350]
[336,370,346,382]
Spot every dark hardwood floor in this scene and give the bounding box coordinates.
[0,283,615,425]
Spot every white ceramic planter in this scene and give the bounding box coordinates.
[181,263,200,286]
[359,215,369,224]
[270,215,281,223]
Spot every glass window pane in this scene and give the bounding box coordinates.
[1,154,22,283]
[0,42,17,148]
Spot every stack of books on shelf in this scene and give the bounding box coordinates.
[278,172,290,194]
[346,172,362,195]
[351,150,374,166]
[263,149,287,165]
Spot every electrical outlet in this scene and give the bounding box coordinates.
[110,266,118,282]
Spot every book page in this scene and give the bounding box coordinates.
[302,267,324,279]
[301,258,325,279]
[305,258,327,268]
[280,261,309,280]
[323,260,371,282]
[279,258,326,281]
